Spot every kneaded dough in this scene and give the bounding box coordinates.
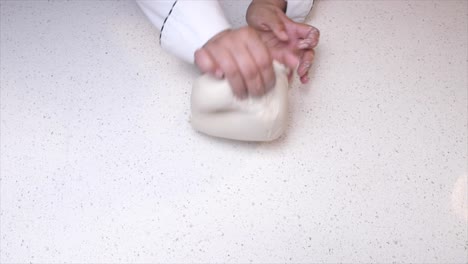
[190,61,289,141]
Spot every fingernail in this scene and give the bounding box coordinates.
[298,40,311,49]
[298,67,305,77]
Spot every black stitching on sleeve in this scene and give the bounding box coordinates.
[159,1,178,44]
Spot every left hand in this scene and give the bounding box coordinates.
[247,0,320,83]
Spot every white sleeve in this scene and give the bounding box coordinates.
[136,0,232,63]
[286,0,314,22]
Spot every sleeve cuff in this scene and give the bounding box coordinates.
[286,0,314,22]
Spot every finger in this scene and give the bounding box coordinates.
[298,49,315,83]
[288,69,294,82]
[280,51,300,72]
[296,25,320,49]
[270,23,288,41]
[246,38,275,93]
[273,11,292,41]
[215,50,247,99]
[297,49,315,77]
[247,4,289,41]
[194,48,222,78]
[265,16,289,41]
[233,47,265,97]
[279,15,319,49]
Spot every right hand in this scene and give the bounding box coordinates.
[246,0,320,84]
[194,27,275,99]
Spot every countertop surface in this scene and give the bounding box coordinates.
[1,0,467,262]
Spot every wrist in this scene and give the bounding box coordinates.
[251,0,286,12]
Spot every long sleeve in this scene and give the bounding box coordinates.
[286,0,314,22]
[136,0,232,63]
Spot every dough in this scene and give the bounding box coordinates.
[190,61,289,141]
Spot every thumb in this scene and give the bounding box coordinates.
[194,48,223,78]
[268,20,288,41]
[259,10,289,41]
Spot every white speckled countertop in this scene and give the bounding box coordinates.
[1,0,467,263]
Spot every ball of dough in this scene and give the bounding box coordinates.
[190,61,289,142]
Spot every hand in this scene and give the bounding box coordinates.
[194,27,275,99]
[247,0,320,83]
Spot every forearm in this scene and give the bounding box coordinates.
[250,0,287,12]
[137,0,231,63]
[249,0,314,22]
